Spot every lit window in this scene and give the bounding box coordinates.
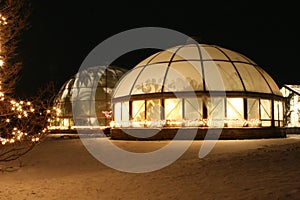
[247,98,259,120]
[184,98,202,120]
[165,99,182,121]
[227,98,244,120]
[132,100,145,121]
[121,101,130,123]
[208,97,225,127]
[226,98,244,127]
[114,103,122,125]
[146,99,161,121]
[260,99,272,126]
[274,100,284,127]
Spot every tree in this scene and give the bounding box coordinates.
[0,0,55,169]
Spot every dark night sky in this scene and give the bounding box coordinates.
[16,0,299,97]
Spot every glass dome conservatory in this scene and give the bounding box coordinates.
[50,65,127,131]
[110,43,285,139]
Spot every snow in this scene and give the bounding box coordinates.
[1,134,300,199]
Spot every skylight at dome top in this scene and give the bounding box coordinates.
[50,65,127,131]
[111,43,285,139]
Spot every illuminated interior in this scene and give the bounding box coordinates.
[111,43,284,130]
[50,66,127,130]
[280,85,300,127]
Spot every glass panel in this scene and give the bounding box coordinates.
[256,67,282,96]
[73,74,93,88]
[227,98,244,119]
[274,100,279,121]
[132,100,145,121]
[201,46,228,60]
[150,48,177,63]
[136,52,160,66]
[61,101,72,116]
[146,99,161,122]
[220,48,251,63]
[260,99,272,127]
[131,63,168,95]
[204,61,243,91]
[235,63,272,93]
[95,86,107,100]
[121,101,130,123]
[73,100,91,117]
[60,82,72,100]
[207,97,225,127]
[72,87,93,101]
[172,46,200,61]
[247,98,260,123]
[164,61,203,92]
[165,99,183,126]
[184,98,203,127]
[184,98,202,120]
[226,98,244,127]
[274,100,284,121]
[98,118,107,126]
[113,68,143,98]
[95,100,111,127]
[114,103,121,126]
[74,117,90,126]
[279,101,283,121]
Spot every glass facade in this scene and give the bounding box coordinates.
[113,97,283,128]
[113,44,283,98]
[50,66,127,130]
[111,43,284,129]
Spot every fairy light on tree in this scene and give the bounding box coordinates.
[0,0,56,165]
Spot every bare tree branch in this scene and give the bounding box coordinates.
[0,0,56,168]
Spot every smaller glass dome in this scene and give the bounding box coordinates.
[50,65,127,130]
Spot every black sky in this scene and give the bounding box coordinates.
[16,0,299,97]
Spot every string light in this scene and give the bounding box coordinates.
[0,12,51,146]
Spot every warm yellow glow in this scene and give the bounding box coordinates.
[0,60,3,67]
[132,100,145,121]
[226,98,244,120]
[109,121,115,128]
[165,99,182,121]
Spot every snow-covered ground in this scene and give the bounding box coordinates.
[1,134,300,200]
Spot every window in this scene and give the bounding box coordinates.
[184,98,203,120]
[114,103,121,126]
[274,100,283,127]
[227,98,243,120]
[132,100,145,121]
[146,99,161,121]
[208,97,225,127]
[121,102,130,127]
[226,98,244,127]
[165,99,182,126]
[260,99,272,127]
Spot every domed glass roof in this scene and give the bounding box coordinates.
[113,43,282,99]
[51,65,127,129]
